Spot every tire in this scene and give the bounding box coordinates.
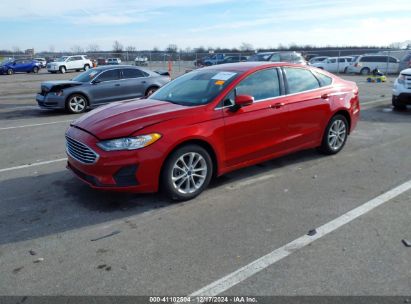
[7,69,13,75]
[161,145,213,201]
[318,114,349,155]
[32,66,39,73]
[360,67,370,75]
[145,86,159,97]
[65,94,88,114]
[83,64,90,71]
[392,95,406,111]
[59,66,66,74]
[343,67,348,74]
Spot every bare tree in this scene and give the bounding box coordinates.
[12,46,21,54]
[87,44,100,53]
[113,40,124,53]
[166,44,178,53]
[126,46,136,52]
[71,45,84,54]
[239,42,254,52]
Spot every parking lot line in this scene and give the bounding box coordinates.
[361,98,389,107]
[0,120,72,131]
[190,178,411,296]
[0,158,67,173]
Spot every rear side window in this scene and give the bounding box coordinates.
[122,68,145,79]
[236,68,280,101]
[312,71,333,86]
[97,69,120,82]
[284,68,320,94]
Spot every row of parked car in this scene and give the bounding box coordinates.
[194,51,411,75]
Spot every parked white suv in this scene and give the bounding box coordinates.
[311,56,353,73]
[47,55,92,74]
[347,55,400,75]
[392,68,411,110]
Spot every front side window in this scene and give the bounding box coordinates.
[284,67,320,94]
[96,69,120,82]
[329,59,336,63]
[236,68,280,100]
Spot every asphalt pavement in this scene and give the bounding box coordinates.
[0,70,410,297]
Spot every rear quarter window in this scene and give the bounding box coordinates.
[313,71,333,86]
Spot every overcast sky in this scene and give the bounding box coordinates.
[1,0,410,51]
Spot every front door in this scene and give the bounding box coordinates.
[222,68,290,167]
[88,69,124,104]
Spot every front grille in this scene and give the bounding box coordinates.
[405,76,411,89]
[66,136,98,164]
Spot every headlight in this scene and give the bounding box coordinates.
[97,133,162,151]
[397,74,405,85]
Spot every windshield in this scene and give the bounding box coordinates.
[72,69,100,82]
[55,56,68,62]
[0,59,12,65]
[149,69,239,106]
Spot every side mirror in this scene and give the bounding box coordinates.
[235,94,254,107]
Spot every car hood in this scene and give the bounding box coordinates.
[400,68,411,75]
[71,98,191,140]
[41,80,83,92]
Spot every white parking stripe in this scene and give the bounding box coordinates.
[0,158,67,173]
[361,98,389,107]
[0,120,72,131]
[190,179,411,296]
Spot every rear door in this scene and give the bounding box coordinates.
[281,67,332,148]
[222,68,291,167]
[88,69,123,104]
[120,68,147,99]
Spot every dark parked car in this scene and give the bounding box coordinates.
[248,51,307,65]
[36,65,170,114]
[221,56,249,64]
[0,58,41,75]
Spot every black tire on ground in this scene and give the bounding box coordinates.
[161,144,213,201]
[392,95,406,111]
[360,67,370,75]
[317,114,349,155]
[343,67,348,74]
[84,64,90,71]
[145,86,159,97]
[65,94,88,114]
[7,69,13,75]
[32,66,39,73]
[59,66,66,74]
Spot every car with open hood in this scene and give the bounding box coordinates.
[36,65,170,113]
[65,62,360,201]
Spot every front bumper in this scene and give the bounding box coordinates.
[65,126,164,193]
[36,93,66,109]
[47,65,59,71]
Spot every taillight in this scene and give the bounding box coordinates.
[354,63,358,67]
[398,74,405,84]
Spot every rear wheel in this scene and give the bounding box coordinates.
[66,94,87,114]
[392,95,406,111]
[161,145,213,201]
[59,66,66,74]
[360,67,370,75]
[318,114,348,155]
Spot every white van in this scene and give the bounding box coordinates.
[347,55,399,75]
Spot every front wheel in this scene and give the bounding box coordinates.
[66,94,87,114]
[392,95,406,111]
[84,64,90,71]
[318,115,348,155]
[7,68,13,75]
[161,145,213,201]
[360,67,370,75]
[59,66,66,74]
[32,66,39,73]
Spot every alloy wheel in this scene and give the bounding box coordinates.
[171,152,208,194]
[327,119,347,151]
[68,96,86,113]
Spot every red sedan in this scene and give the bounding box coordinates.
[66,62,360,200]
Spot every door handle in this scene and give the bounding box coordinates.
[321,93,329,99]
[114,84,120,87]
[270,102,285,109]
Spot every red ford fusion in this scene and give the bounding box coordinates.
[65,62,360,200]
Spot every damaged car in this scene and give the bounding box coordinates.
[36,65,170,113]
